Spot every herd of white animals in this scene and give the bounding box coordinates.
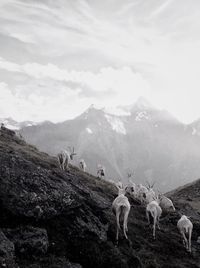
[57,148,193,253]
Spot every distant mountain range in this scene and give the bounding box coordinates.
[0,117,36,130]
[2,97,200,191]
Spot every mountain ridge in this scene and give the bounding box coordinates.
[17,101,200,191]
[2,97,200,192]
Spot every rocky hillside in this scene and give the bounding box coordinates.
[0,127,200,268]
[20,99,200,192]
[168,178,200,221]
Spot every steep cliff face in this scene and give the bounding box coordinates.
[0,127,200,268]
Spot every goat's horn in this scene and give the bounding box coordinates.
[146,181,150,188]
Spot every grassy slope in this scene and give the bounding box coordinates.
[0,129,200,268]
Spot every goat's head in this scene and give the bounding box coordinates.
[118,187,126,195]
[146,181,156,190]
[116,181,126,195]
[68,146,77,160]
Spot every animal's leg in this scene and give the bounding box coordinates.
[65,159,69,171]
[116,211,120,230]
[116,211,120,242]
[188,229,192,253]
[58,162,62,170]
[181,231,188,250]
[153,217,156,239]
[123,208,129,239]
[146,210,150,225]
[157,216,161,230]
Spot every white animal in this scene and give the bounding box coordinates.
[145,188,156,204]
[137,184,149,203]
[57,147,76,170]
[97,164,105,179]
[125,172,137,196]
[112,184,131,243]
[177,215,193,253]
[158,194,175,212]
[79,159,87,172]
[146,199,162,239]
[115,181,123,190]
[144,181,156,204]
[125,181,137,197]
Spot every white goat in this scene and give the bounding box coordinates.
[137,184,149,203]
[115,180,123,190]
[112,184,131,243]
[158,194,175,212]
[57,147,76,170]
[97,164,105,179]
[125,181,137,198]
[144,181,156,204]
[145,188,156,204]
[79,159,87,172]
[177,215,193,253]
[146,199,162,239]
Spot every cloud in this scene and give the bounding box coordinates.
[0,57,150,101]
[0,81,87,122]
[0,0,200,123]
[0,57,152,121]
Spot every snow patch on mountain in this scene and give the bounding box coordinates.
[105,115,126,135]
[0,118,20,130]
[86,127,93,134]
[192,127,197,135]
[135,111,149,121]
[0,118,37,130]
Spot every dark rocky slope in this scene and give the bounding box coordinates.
[0,128,200,268]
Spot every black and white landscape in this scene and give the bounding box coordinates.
[1,1,200,268]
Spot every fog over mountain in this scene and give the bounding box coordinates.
[8,97,197,192]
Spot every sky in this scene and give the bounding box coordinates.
[0,0,200,123]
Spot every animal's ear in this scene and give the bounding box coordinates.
[145,181,150,189]
[115,185,120,190]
